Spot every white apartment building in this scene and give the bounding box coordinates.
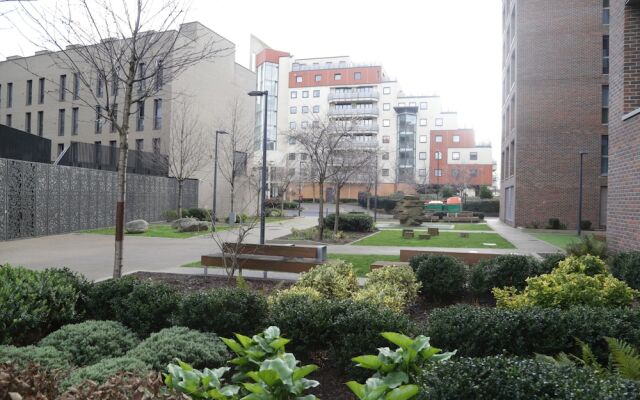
[0,22,257,217]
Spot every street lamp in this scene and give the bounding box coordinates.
[212,130,228,231]
[248,90,269,245]
[577,151,588,237]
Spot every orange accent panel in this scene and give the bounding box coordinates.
[256,49,290,67]
[289,66,382,88]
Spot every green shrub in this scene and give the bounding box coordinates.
[546,218,565,230]
[185,207,210,221]
[493,255,637,309]
[539,253,566,274]
[463,199,499,215]
[417,356,640,399]
[0,265,83,345]
[566,235,608,259]
[267,208,283,217]
[610,251,640,290]
[177,288,267,338]
[225,213,248,224]
[295,261,359,300]
[423,305,640,360]
[39,320,139,366]
[0,345,71,370]
[469,255,543,297]
[581,220,593,231]
[45,267,93,320]
[324,213,374,232]
[127,327,228,370]
[410,255,467,299]
[61,356,150,390]
[355,266,421,311]
[164,209,179,221]
[478,185,493,199]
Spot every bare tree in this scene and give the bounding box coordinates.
[272,156,297,216]
[7,0,230,277]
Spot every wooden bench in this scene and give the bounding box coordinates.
[201,243,327,275]
[370,260,410,270]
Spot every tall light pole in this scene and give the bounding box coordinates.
[212,130,228,231]
[577,151,588,237]
[248,90,269,245]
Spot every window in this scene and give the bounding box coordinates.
[383,103,390,111]
[138,62,145,91]
[96,75,103,97]
[383,87,391,95]
[601,135,609,175]
[398,102,405,107]
[435,151,442,160]
[382,169,389,177]
[110,104,118,133]
[313,90,320,97]
[602,85,609,124]
[418,169,427,177]
[302,106,309,114]
[452,152,460,160]
[315,74,321,82]
[296,75,302,83]
[58,109,65,136]
[94,141,102,162]
[334,73,342,81]
[302,91,309,98]
[313,105,320,113]
[420,102,427,110]
[6,82,13,107]
[453,135,460,143]
[603,0,610,25]
[135,139,143,151]
[288,136,296,144]
[301,121,308,128]
[155,60,163,90]
[382,152,389,160]
[291,91,297,99]
[26,80,32,105]
[312,120,319,128]
[470,152,478,160]
[435,118,443,126]
[382,135,390,144]
[435,135,443,143]
[71,107,79,135]
[383,119,390,127]
[603,35,609,74]
[419,152,427,160]
[37,111,43,136]
[38,78,45,104]
[111,71,118,97]
[419,135,427,143]
[5,114,11,127]
[95,105,102,134]
[434,169,442,177]
[470,169,478,177]
[288,153,296,161]
[136,101,145,131]
[73,73,80,100]
[289,121,296,130]
[420,119,427,126]
[150,138,160,155]
[300,153,308,160]
[57,143,64,156]
[290,106,297,114]
[59,75,66,101]
[25,112,31,133]
[153,99,162,129]
[354,72,361,80]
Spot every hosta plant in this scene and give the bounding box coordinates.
[347,332,455,400]
[242,353,319,400]
[164,360,240,399]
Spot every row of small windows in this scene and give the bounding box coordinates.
[294,71,363,84]
[56,138,161,157]
[291,90,320,99]
[289,105,321,114]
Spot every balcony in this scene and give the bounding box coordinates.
[349,123,379,134]
[328,89,380,102]
[328,107,379,118]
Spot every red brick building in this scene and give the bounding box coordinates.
[607,0,640,252]
[500,0,609,229]
[428,129,493,187]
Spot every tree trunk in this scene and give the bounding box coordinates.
[281,190,285,216]
[366,191,371,211]
[334,186,341,234]
[317,181,324,240]
[177,180,184,218]
[230,181,235,213]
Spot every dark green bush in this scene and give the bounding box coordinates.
[610,251,640,290]
[566,235,608,259]
[126,327,228,370]
[581,220,593,231]
[323,213,374,232]
[417,356,640,399]
[409,254,467,299]
[185,207,210,221]
[546,218,566,230]
[0,265,83,345]
[0,345,71,370]
[539,253,566,274]
[225,213,249,224]
[87,277,180,337]
[478,185,493,199]
[61,356,150,390]
[423,305,640,360]
[39,320,139,366]
[177,288,267,338]
[463,200,499,215]
[469,255,543,297]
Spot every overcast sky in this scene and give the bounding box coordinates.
[0,0,502,160]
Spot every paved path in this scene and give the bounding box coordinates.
[484,218,561,253]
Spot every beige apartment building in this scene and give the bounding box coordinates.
[0,22,257,218]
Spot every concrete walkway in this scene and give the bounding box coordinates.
[484,217,561,254]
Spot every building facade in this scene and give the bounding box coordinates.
[250,41,493,201]
[500,0,610,229]
[607,0,640,251]
[0,22,256,217]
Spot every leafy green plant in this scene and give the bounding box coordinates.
[324,213,374,232]
[165,361,240,399]
[364,266,421,305]
[469,255,543,297]
[609,251,640,290]
[295,261,359,300]
[566,235,608,259]
[61,356,150,390]
[0,345,71,370]
[409,255,467,300]
[242,353,319,399]
[347,332,455,400]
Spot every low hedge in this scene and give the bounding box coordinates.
[463,200,500,215]
[61,356,150,390]
[423,305,640,361]
[0,345,72,370]
[323,213,374,232]
[469,255,545,297]
[409,254,467,300]
[177,288,268,338]
[417,356,640,399]
[609,251,640,290]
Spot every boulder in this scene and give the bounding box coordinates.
[177,220,210,233]
[125,219,149,234]
[171,217,197,229]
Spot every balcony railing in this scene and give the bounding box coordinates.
[349,123,379,134]
[328,107,380,117]
[328,90,380,102]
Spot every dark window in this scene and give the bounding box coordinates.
[110,104,118,133]
[603,0,610,25]
[38,78,45,104]
[25,112,31,133]
[57,143,64,156]
[138,62,146,91]
[382,169,389,177]
[26,80,32,105]
[73,73,80,99]
[603,35,609,75]
[470,152,478,161]
[96,74,103,97]
[602,85,609,124]
[5,114,11,127]
[155,60,163,90]
[601,135,609,175]
[153,99,162,129]
[72,107,79,135]
[152,138,161,155]
[382,152,389,160]
[58,109,65,136]
[136,101,145,131]
[95,105,102,134]
[37,111,44,136]
[135,138,143,151]
[7,82,13,108]
[59,75,66,101]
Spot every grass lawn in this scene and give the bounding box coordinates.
[452,223,492,231]
[354,230,515,249]
[532,232,581,250]
[81,223,230,239]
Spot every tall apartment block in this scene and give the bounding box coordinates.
[0,22,256,216]
[500,0,610,229]
[250,37,493,200]
[608,0,640,251]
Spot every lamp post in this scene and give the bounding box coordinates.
[374,155,379,223]
[577,151,588,237]
[212,130,228,231]
[248,90,269,245]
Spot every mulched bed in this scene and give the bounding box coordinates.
[131,272,293,295]
[276,230,375,245]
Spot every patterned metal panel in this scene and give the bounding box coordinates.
[0,159,6,241]
[35,163,49,236]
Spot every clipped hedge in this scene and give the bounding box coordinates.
[0,345,71,370]
[295,261,359,300]
[417,356,640,399]
[323,213,374,232]
[410,254,467,300]
[469,255,544,297]
[424,305,640,360]
[177,288,268,338]
[463,200,499,215]
[609,251,640,290]
[61,356,150,390]
[39,320,139,366]
[127,327,228,370]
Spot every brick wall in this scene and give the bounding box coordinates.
[608,0,640,252]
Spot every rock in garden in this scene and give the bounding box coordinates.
[171,217,197,229]
[177,220,210,232]
[125,219,149,233]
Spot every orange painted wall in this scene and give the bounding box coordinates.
[289,66,382,88]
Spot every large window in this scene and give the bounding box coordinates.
[136,101,145,131]
[601,135,609,175]
[602,85,609,124]
[435,151,442,160]
[59,75,66,101]
[38,78,45,104]
[24,112,31,133]
[95,105,102,134]
[58,109,65,136]
[26,80,32,105]
[603,35,609,75]
[37,111,43,136]
[603,0,610,25]
[153,99,162,129]
[6,82,13,108]
[72,107,79,135]
[73,73,80,100]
